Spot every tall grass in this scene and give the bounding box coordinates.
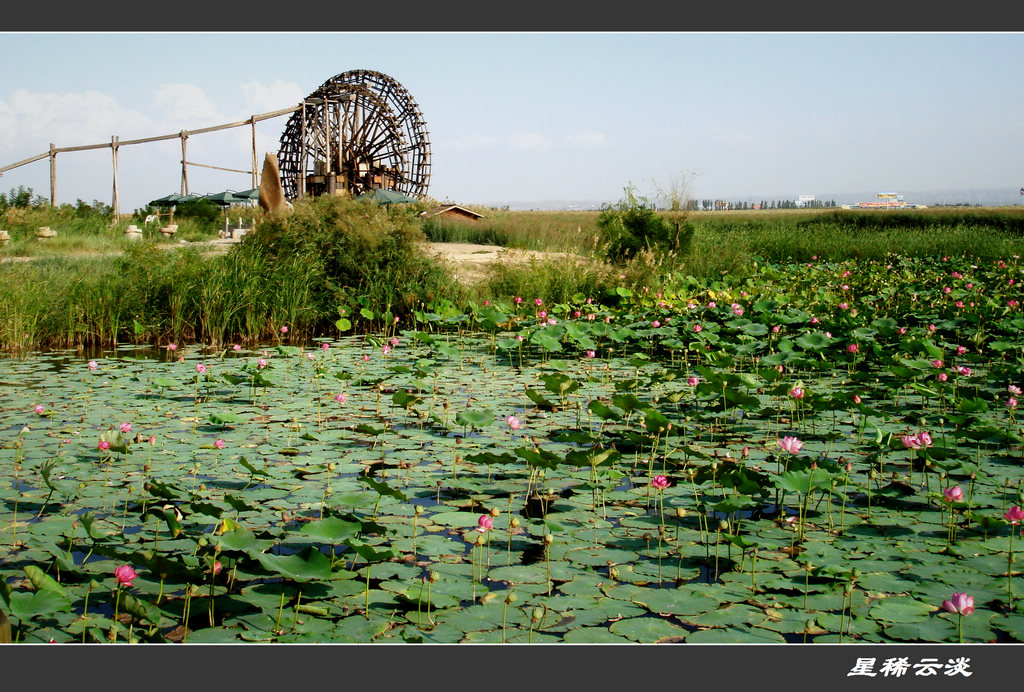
[2,201,1023,353]
[422,209,601,254]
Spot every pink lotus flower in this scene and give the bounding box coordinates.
[586,350,596,358]
[257,357,268,369]
[899,327,907,335]
[810,317,819,324]
[233,344,241,351]
[477,515,494,533]
[114,564,138,587]
[789,386,804,400]
[692,324,702,332]
[941,593,974,616]
[1009,385,1023,396]
[1004,505,1024,524]
[280,326,288,334]
[34,404,45,415]
[651,320,661,328]
[382,344,391,355]
[362,354,371,362]
[321,342,330,350]
[651,475,670,490]
[918,431,933,447]
[943,486,963,503]
[214,438,225,450]
[506,415,522,430]
[778,436,803,454]
[902,434,923,450]
[847,343,858,354]
[931,359,944,369]
[537,310,547,319]
[514,296,523,304]
[534,298,543,306]
[956,345,967,355]
[853,394,862,404]
[1006,397,1018,409]
[212,560,223,575]
[687,376,699,387]
[938,373,948,382]
[957,366,972,377]
[390,337,399,346]
[98,440,111,451]
[167,343,178,351]
[334,392,347,404]
[306,352,315,360]
[88,360,98,371]
[707,301,716,309]
[839,302,849,310]
[196,363,207,374]
[119,422,132,434]
[772,325,780,333]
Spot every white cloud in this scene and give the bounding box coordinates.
[150,83,222,129]
[564,131,608,148]
[506,133,551,151]
[239,79,305,115]
[0,89,154,155]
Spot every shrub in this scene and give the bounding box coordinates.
[597,185,691,262]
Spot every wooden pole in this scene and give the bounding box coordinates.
[250,115,257,189]
[49,143,56,205]
[111,135,120,219]
[180,132,188,195]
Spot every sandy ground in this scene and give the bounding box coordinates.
[421,241,587,285]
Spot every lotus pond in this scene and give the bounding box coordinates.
[2,254,1023,644]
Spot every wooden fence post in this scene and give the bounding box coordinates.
[111,135,120,219]
[49,143,56,206]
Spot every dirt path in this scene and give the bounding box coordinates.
[421,242,588,285]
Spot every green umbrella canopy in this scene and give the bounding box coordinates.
[149,193,201,207]
[354,189,419,205]
[234,189,260,201]
[203,190,247,206]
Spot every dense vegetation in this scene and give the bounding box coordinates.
[1,186,1023,353]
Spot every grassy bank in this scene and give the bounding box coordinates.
[2,200,1024,353]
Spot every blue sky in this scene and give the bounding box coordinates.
[1,32,1021,210]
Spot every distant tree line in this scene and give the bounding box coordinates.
[687,199,838,211]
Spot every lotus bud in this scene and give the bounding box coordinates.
[543,533,554,546]
[609,565,620,580]
[510,517,521,528]
[480,592,497,604]
[675,507,687,519]
[428,570,439,583]
[531,607,545,623]
[505,592,517,604]
[718,519,730,531]
[490,507,500,517]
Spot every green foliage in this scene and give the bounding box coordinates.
[0,185,46,211]
[596,185,694,264]
[174,198,221,225]
[245,195,459,326]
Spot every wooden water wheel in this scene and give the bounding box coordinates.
[276,69,431,201]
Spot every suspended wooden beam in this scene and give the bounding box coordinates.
[0,104,301,204]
